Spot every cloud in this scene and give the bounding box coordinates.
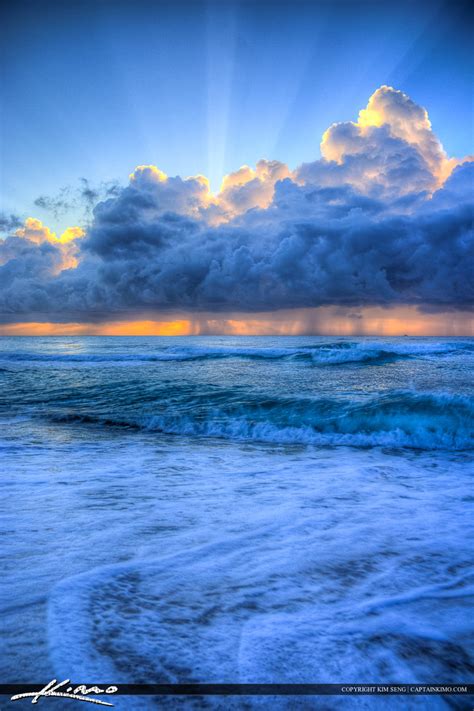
[216,160,291,217]
[0,213,22,234]
[0,218,84,285]
[0,87,472,324]
[34,189,75,218]
[34,179,121,219]
[295,85,470,199]
[14,217,58,244]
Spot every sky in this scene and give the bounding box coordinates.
[0,0,473,335]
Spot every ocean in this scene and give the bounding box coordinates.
[1,335,473,709]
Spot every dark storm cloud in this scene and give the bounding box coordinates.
[1,162,472,321]
[82,165,473,313]
[1,87,472,323]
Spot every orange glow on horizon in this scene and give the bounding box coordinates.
[0,307,472,337]
[0,320,196,336]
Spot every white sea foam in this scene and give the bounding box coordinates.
[41,442,472,709]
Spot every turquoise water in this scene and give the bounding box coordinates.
[1,336,473,709]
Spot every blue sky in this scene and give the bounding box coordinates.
[1,0,472,233]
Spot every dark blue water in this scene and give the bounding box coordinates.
[1,336,473,709]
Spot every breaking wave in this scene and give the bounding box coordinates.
[1,340,473,366]
[51,390,474,450]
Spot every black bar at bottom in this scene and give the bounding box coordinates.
[1,684,473,696]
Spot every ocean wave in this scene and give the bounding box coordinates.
[50,391,474,450]
[1,340,472,366]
